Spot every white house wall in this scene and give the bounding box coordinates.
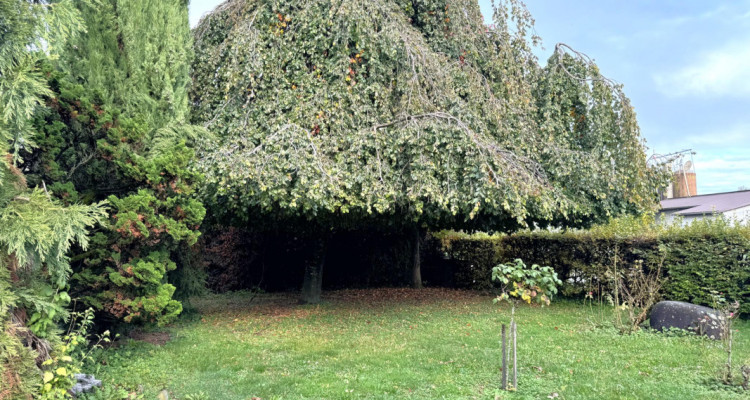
[724,205,750,224]
[657,206,750,226]
[656,210,680,225]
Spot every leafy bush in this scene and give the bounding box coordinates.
[492,259,561,306]
[39,308,112,399]
[0,189,105,398]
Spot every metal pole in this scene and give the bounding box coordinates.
[501,324,508,390]
[512,320,518,389]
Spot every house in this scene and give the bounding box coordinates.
[659,190,750,225]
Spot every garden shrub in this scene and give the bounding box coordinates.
[25,72,205,326]
[20,0,207,328]
[431,216,750,314]
[659,222,750,312]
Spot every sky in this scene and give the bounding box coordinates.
[188,0,750,194]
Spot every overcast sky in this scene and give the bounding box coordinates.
[189,0,750,194]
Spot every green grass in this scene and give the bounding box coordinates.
[87,289,750,399]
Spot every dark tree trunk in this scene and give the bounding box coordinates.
[300,237,327,304]
[411,226,422,289]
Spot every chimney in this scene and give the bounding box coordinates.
[660,182,674,200]
[672,171,697,198]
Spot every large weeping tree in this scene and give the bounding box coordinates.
[192,0,666,303]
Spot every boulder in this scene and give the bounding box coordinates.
[649,301,725,339]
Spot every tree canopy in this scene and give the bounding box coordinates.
[60,0,194,130]
[192,0,665,233]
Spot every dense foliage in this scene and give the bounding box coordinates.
[433,216,750,314]
[192,0,665,232]
[21,0,206,327]
[1,1,106,397]
[492,259,561,306]
[59,0,194,130]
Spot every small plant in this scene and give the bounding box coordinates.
[25,288,72,339]
[78,385,140,400]
[492,259,562,309]
[39,308,113,399]
[708,292,741,386]
[612,246,666,334]
[584,288,614,329]
[184,392,211,400]
[492,259,561,391]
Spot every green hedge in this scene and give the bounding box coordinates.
[430,217,750,314]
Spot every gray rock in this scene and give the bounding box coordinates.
[649,300,726,339]
[70,374,102,395]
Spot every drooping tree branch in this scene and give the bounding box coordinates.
[553,43,621,88]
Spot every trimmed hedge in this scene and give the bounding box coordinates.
[429,217,750,314]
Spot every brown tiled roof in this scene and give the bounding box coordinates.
[660,190,750,216]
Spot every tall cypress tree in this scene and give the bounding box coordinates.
[23,0,206,326]
[1,1,105,397]
[62,0,193,129]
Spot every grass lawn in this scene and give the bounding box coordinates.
[87,289,750,399]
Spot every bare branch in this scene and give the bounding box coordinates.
[66,151,96,179]
[42,180,51,200]
[553,43,621,88]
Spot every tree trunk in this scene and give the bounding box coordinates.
[300,238,327,304]
[411,226,422,289]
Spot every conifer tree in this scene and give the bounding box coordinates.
[1,1,105,396]
[23,0,206,326]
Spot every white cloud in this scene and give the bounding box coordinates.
[658,5,731,27]
[685,123,750,146]
[695,156,750,193]
[654,40,750,97]
[698,157,750,172]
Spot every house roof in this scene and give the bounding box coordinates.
[660,190,750,216]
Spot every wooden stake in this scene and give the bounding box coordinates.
[512,320,518,389]
[501,324,508,390]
